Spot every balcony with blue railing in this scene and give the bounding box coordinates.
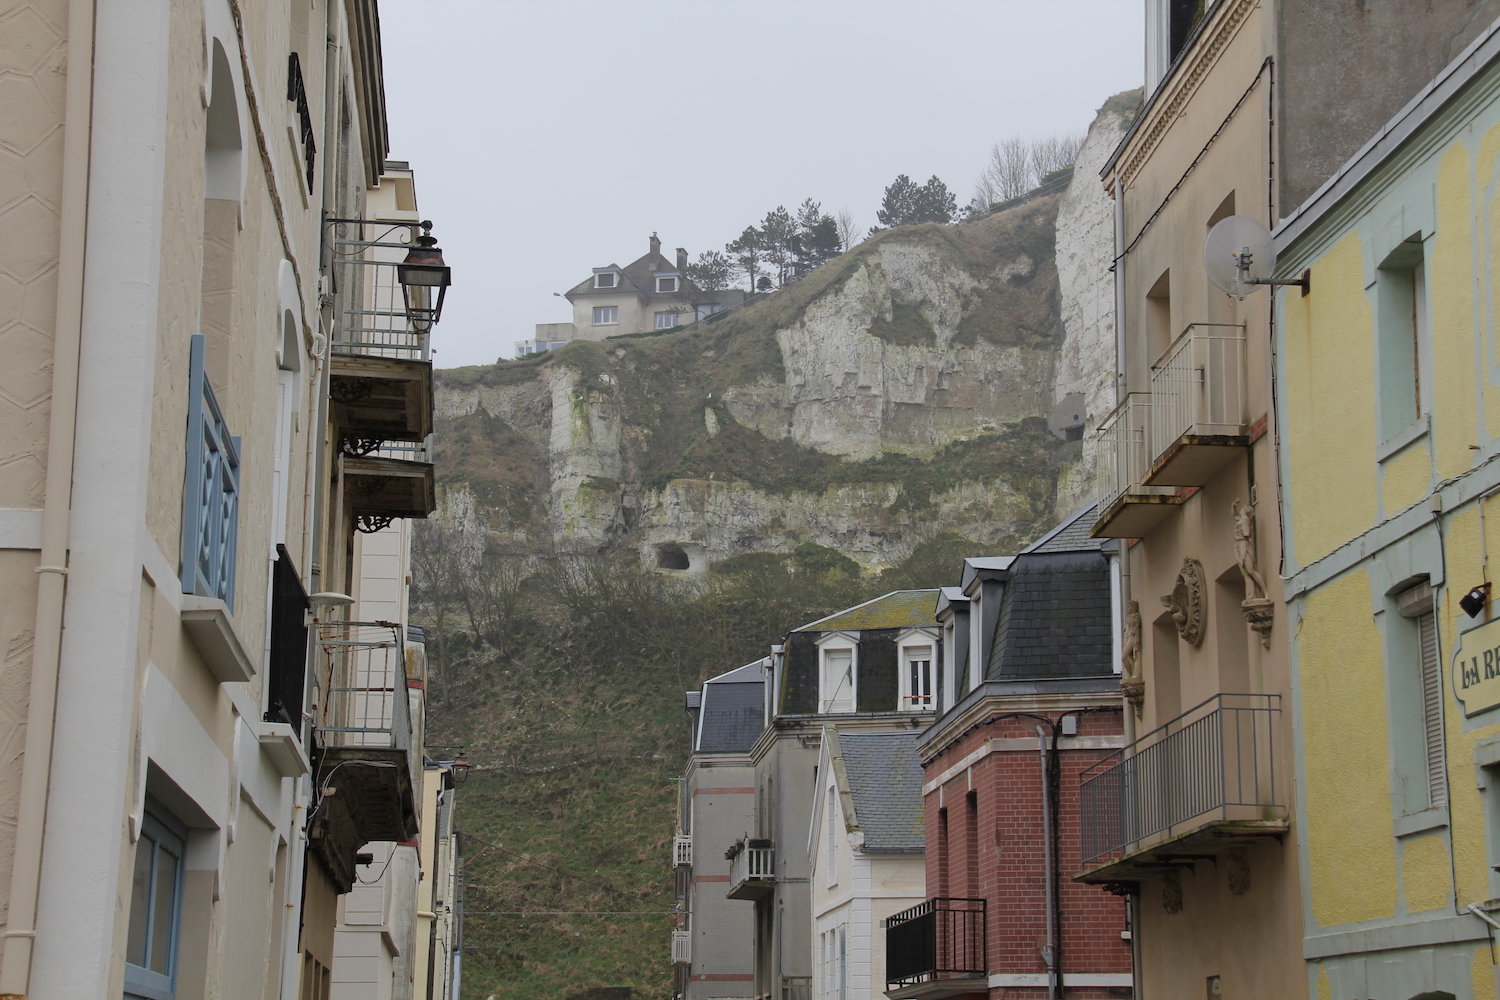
[1076,693,1287,884]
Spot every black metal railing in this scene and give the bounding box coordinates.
[264,544,308,729]
[1079,693,1282,866]
[884,897,986,989]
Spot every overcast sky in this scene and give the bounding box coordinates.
[379,1,1145,369]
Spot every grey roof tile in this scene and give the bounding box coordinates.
[837,731,925,852]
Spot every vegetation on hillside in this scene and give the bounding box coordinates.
[412,530,1018,1000]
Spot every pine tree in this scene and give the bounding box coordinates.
[686,250,732,292]
[759,206,797,286]
[725,228,763,292]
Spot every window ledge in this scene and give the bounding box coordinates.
[1377,415,1430,463]
[1393,806,1448,838]
[257,722,309,777]
[180,596,254,683]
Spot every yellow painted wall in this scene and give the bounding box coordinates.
[1299,569,1398,926]
[1482,120,1500,443]
[1285,234,1378,567]
[1431,142,1482,480]
[1474,946,1497,1000]
[1380,443,1432,517]
[1399,833,1451,913]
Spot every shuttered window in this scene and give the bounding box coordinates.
[1417,610,1446,809]
[179,334,240,609]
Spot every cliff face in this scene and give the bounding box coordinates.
[433,92,1140,572]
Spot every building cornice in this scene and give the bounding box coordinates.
[918,685,1121,763]
[1102,0,1258,192]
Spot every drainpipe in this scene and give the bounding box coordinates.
[1038,725,1061,1000]
[0,0,96,994]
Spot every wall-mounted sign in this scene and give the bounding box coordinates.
[1452,616,1500,717]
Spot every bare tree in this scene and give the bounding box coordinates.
[836,208,860,251]
[972,133,1086,212]
[1030,133,1085,180]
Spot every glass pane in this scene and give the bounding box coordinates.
[126,834,155,967]
[150,844,179,974]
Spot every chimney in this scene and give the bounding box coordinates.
[649,232,661,257]
[676,247,688,272]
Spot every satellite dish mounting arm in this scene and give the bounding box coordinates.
[1235,247,1310,295]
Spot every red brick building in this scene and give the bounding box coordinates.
[887,507,1133,1000]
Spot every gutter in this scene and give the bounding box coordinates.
[0,0,96,993]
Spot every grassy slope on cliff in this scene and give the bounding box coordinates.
[415,536,1016,1000]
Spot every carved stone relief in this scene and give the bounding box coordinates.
[1161,558,1206,647]
[1121,599,1144,719]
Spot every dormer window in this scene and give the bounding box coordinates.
[595,272,617,289]
[656,276,679,294]
[898,628,939,711]
[816,633,858,713]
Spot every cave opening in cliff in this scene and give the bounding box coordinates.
[656,544,691,571]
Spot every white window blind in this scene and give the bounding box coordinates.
[1417,611,1446,808]
[821,649,853,713]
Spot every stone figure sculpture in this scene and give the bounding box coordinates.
[1234,499,1274,648]
[1120,599,1144,718]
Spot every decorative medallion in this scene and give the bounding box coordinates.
[1162,871,1183,914]
[1121,599,1145,719]
[1161,558,1206,647]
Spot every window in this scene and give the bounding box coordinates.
[1377,239,1427,442]
[1145,268,1172,363]
[1393,582,1446,814]
[819,925,847,1000]
[825,786,838,885]
[903,646,933,709]
[695,303,720,321]
[125,806,186,1000]
[656,275,678,293]
[266,544,309,728]
[180,334,240,609]
[654,311,680,329]
[819,642,855,713]
[592,306,618,326]
[594,271,617,289]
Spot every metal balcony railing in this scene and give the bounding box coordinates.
[671,929,691,965]
[1149,323,1247,459]
[1095,393,1172,511]
[352,437,433,464]
[1079,693,1283,867]
[315,622,416,789]
[884,897,986,989]
[673,834,692,868]
[329,219,431,362]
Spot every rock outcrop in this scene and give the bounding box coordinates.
[433,91,1141,573]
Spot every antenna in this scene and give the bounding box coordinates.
[1203,215,1309,298]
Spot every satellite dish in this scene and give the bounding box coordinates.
[1204,214,1276,299]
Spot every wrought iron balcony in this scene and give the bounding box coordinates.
[1077,693,1286,882]
[673,834,692,868]
[884,898,986,997]
[309,621,419,890]
[671,929,691,965]
[1144,323,1248,486]
[328,218,435,444]
[1091,393,1181,539]
[726,840,774,900]
[340,437,436,530]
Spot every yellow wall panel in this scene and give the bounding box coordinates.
[1380,443,1432,516]
[1432,140,1481,479]
[1317,964,1332,1000]
[1301,569,1398,927]
[1286,234,1378,567]
[1476,945,1497,1000]
[1399,833,1451,912]
[1484,123,1500,441]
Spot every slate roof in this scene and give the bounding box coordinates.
[696,660,767,754]
[837,731,925,851]
[796,590,939,632]
[986,549,1114,680]
[1021,502,1105,554]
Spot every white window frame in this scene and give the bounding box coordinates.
[897,627,938,711]
[594,271,617,289]
[656,275,679,293]
[695,303,720,321]
[654,311,680,329]
[592,305,618,326]
[816,632,858,714]
[825,784,839,887]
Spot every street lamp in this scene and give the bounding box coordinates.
[398,220,450,333]
[449,749,472,789]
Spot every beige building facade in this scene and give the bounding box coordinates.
[0,0,441,997]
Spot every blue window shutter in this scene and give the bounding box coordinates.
[179,334,240,610]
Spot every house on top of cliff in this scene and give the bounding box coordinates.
[522,235,746,355]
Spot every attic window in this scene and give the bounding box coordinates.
[595,272,617,289]
[656,276,678,293]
